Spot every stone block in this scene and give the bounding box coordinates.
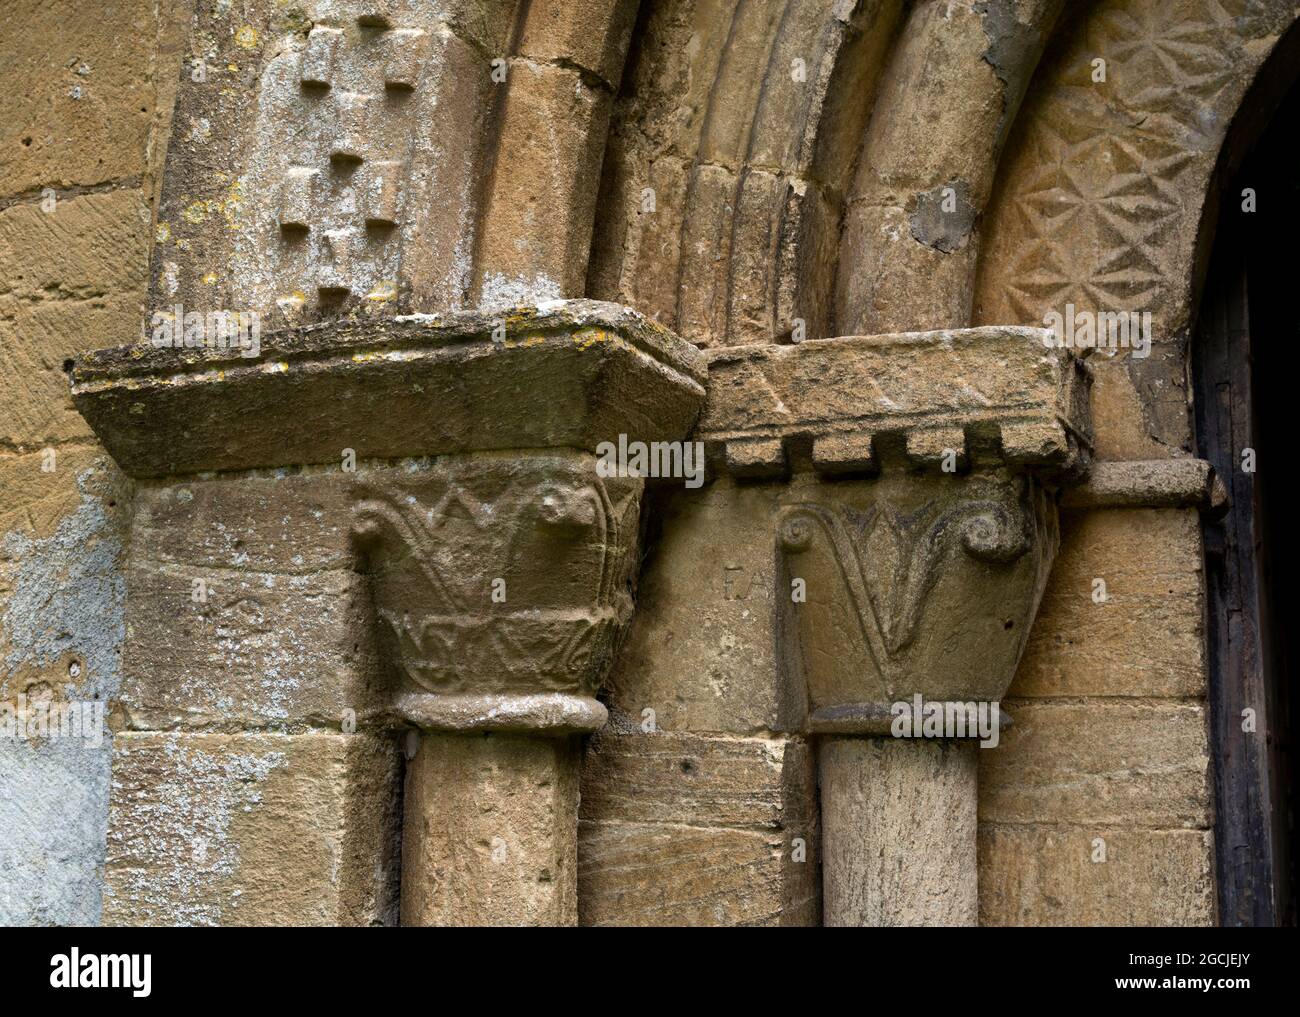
[1012,508,1206,698]
[979,826,1215,926]
[104,731,402,926]
[0,189,149,446]
[979,701,1212,828]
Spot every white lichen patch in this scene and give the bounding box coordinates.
[1,465,126,699]
[477,271,563,311]
[105,734,286,926]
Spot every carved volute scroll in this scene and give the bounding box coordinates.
[775,472,1059,730]
[350,453,643,731]
[696,324,1093,734]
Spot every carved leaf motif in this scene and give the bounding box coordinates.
[779,497,1031,666]
[352,463,639,696]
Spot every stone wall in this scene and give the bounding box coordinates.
[3,0,1295,926]
[0,0,182,925]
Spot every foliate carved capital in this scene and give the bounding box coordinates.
[741,324,1093,734]
[777,473,1059,733]
[71,301,705,736]
[351,452,643,735]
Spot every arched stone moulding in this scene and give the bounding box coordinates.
[71,301,706,926]
[696,324,1093,925]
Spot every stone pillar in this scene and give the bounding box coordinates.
[696,324,1094,926]
[820,736,978,927]
[71,301,706,926]
[401,732,581,926]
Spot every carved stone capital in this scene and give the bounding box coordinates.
[350,451,642,734]
[72,300,705,926]
[72,300,705,724]
[776,471,1058,732]
[695,325,1092,729]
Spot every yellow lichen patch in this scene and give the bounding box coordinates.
[202,272,219,285]
[572,328,616,350]
[365,281,398,302]
[276,291,306,309]
[518,335,546,348]
[234,25,259,49]
[155,222,172,244]
[503,308,538,330]
[222,180,243,230]
[227,63,239,73]
[182,201,209,225]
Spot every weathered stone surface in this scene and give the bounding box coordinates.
[835,0,1064,335]
[151,0,497,325]
[821,737,978,927]
[0,0,171,196]
[475,63,610,303]
[581,729,814,830]
[578,820,818,927]
[355,452,641,703]
[401,731,579,926]
[71,300,706,477]
[979,701,1212,828]
[518,0,637,88]
[588,0,903,347]
[1061,458,1223,511]
[0,454,129,702]
[104,731,401,926]
[132,471,355,575]
[777,470,1059,721]
[1011,508,1206,699]
[0,189,150,446]
[8,0,1275,931]
[120,559,377,730]
[604,482,781,735]
[0,457,123,928]
[577,731,818,926]
[974,0,1299,452]
[700,326,1092,476]
[979,827,1215,926]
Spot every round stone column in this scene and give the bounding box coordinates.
[820,736,978,926]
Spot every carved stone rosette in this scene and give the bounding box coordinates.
[699,325,1093,926]
[72,300,706,925]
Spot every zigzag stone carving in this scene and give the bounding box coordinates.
[151,0,494,327]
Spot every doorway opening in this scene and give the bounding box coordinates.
[1193,70,1298,927]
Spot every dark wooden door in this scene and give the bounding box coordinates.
[1194,94,1296,926]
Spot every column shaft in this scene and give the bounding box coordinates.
[400,731,580,926]
[820,736,979,926]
